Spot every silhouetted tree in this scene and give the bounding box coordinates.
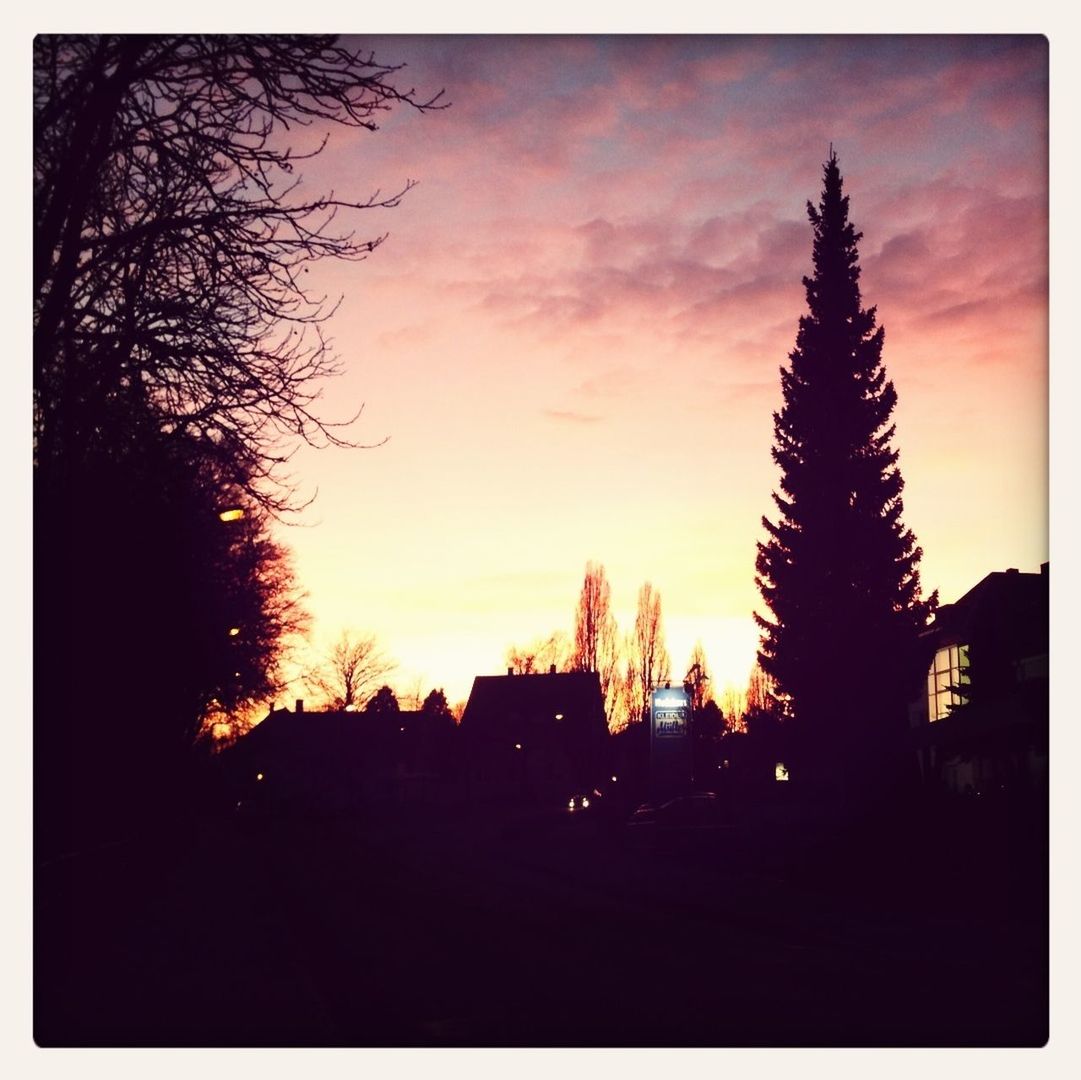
[505,631,572,675]
[740,662,785,772]
[33,35,439,853]
[36,420,307,852]
[691,699,726,787]
[307,631,394,710]
[624,582,672,728]
[745,660,780,721]
[754,150,936,802]
[571,561,621,727]
[684,641,712,716]
[34,35,444,511]
[719,686,745,734]
[420,688,453,720]
[365,685,400,716]
[195,485,308,729]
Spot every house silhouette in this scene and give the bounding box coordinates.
[459,668,609,807]
[222,699,459,813]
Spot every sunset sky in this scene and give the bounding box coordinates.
[271,35,1047,710]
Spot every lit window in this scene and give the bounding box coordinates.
[927,644,970,721]
[775,763,789,782]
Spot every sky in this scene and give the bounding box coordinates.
[265,35,1048,711]
[4,15,1075,1079]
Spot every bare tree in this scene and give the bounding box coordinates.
[607,666,633,734]
[33,35,439,852]
[719,686,746,733]
[505,631,572,675]
[624,582,672,727]
[571,561,621,725]
[401,674,426,712]
[34,35,445,512]
[746,660,779,716]
[307,631,394,710]
[684,640,712,715]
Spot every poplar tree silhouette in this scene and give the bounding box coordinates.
[754,150,936,802]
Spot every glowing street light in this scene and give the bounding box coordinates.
[228,627,240,637]
[218,508,245,522]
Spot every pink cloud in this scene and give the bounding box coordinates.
[544,409,603,424]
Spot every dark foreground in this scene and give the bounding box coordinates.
[35,796,1047,1047]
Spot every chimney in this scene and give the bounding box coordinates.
[1041,562,1049,576]
[549,664,556,675]
[295,698,304,713]
[507,667,514,676]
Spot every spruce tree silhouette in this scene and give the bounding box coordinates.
[755,149,936,810]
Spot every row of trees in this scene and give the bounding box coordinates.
[505,561,721,734]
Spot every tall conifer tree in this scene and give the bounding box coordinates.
[754,150,935,794]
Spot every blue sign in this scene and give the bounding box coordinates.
[651,689,690,735]
[649,687,692,798]
[654,707,688,737]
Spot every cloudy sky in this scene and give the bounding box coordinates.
[276,35,1047,708]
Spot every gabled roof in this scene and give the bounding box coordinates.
[461,670,606,736]
[225,706,422,767]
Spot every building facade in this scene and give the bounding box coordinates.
[909,565,1048,796]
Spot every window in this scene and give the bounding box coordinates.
[927,644,970,721]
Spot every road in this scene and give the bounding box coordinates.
[34,803,1048,1046]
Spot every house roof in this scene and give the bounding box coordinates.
[223,705,428,769]
[929,565,1048,657]
[460,670,606,740]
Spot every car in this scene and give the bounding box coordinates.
[566,790,599,814]
[627,801,658,827]
[627,791,731,830]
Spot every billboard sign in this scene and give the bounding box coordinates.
[649,686,692,798]
[652,693,689,737]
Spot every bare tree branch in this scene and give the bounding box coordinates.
[34,34,446,513]
[305,630,395,710]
